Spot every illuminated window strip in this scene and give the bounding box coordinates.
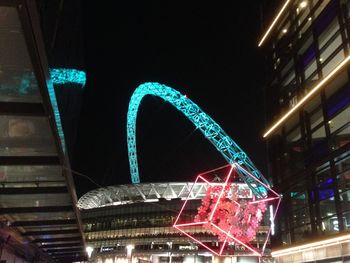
[258,0,291,47]
[173,225,221,256]
[271,233,350,257]
[263,55,350,138]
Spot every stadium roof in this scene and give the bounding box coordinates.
[78,182,252,209]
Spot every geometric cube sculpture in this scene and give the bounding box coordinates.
[173,164,281,257]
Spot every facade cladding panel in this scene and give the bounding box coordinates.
[78,183,271,263]
[262,0,350,261]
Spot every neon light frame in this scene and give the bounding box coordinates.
[173,163,281,256]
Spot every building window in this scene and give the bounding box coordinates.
[318,18,340,49]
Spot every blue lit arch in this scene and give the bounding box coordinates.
[127,82,270,197]
[50,68,86,87]
[46,68,86,153]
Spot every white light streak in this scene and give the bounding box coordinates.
[263,56,350,138]
[258,0,291,47]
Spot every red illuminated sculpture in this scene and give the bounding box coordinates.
[173,164,281,256]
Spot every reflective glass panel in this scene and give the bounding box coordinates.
[0,116,57,156]
[0,7,41,102]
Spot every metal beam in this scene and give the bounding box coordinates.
[0,205,72,214]
[0,156,60,165]
[0,102,45,116]
[3,138,58,148]
[24,228,79,236]
[0,186,67,195]
[40,242,82,249]
[12,219,76,227]
[33,236,82,243]
[52,255,87,263]
[47,247,84,254]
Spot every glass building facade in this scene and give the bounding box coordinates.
[261,0,350,261]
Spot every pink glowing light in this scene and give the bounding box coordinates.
[173,175,202,225]
[249,197,280,204]
[173,163,282,256]
[197,175,211,184]
[174,221,208,227]
[211,223,261,257]
[209,164,235,221]
[219,231,230,255]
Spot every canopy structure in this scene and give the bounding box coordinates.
[0,1,86,262]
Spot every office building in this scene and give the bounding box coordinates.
[260,0,350,262]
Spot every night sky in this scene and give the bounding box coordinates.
[72,2,269,197]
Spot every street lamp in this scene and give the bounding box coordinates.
[167,242,173,263]
[126,244,134,263]
[86,246,94,258]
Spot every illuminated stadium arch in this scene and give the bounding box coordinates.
[127,82,270,197]
[50,68,86,87]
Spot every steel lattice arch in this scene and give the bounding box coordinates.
[77,182,252,210]
[127,82,270,197]
[50,68,86,87]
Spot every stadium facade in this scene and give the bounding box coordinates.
[78,182,272,263]
[260,0,350,262]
